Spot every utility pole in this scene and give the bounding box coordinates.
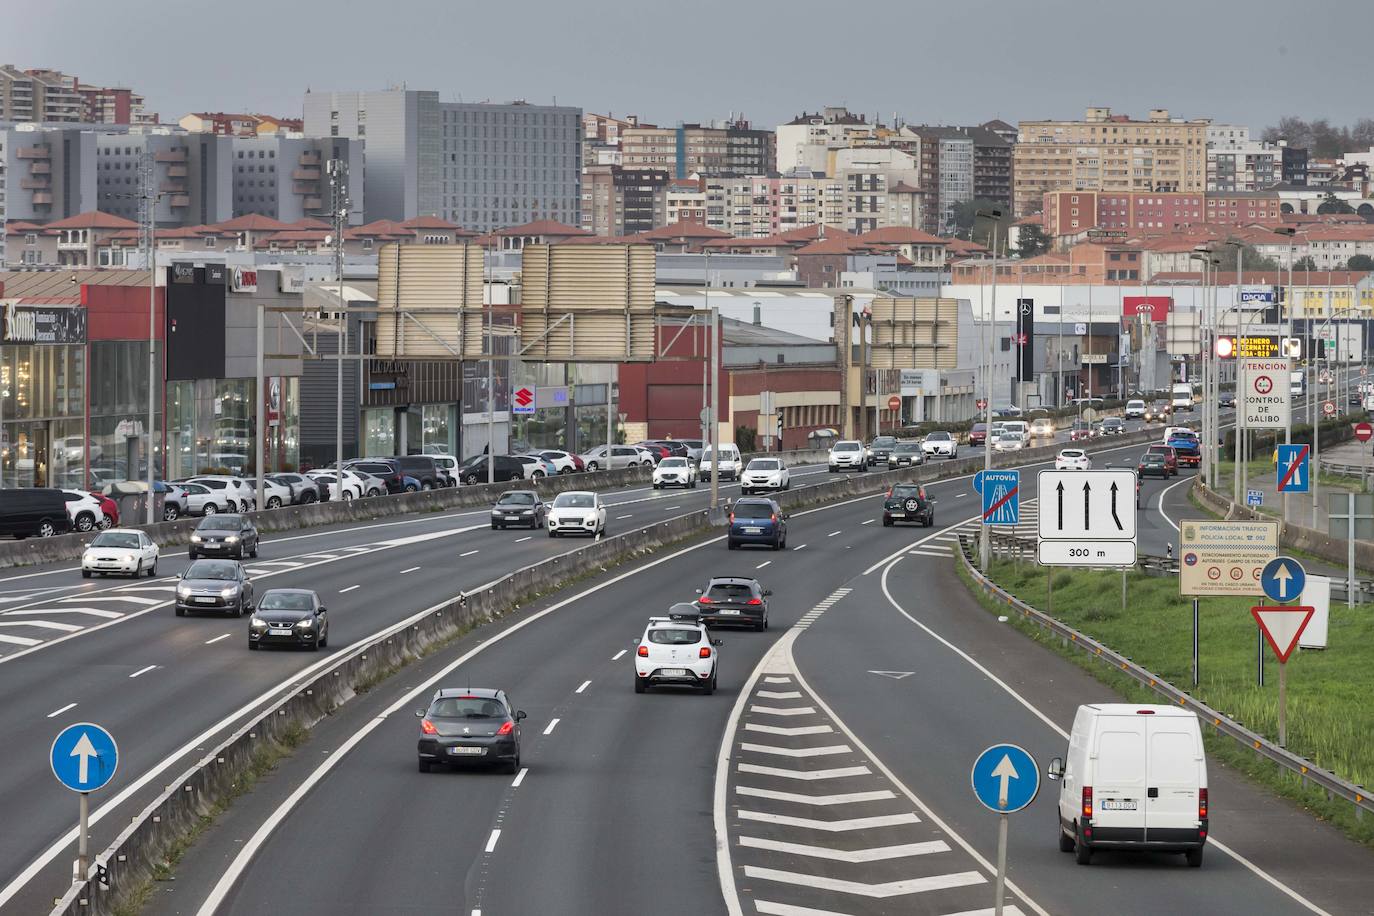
[486,239,495,484]
[709,306,721,518]
[977,209,1002,572]
[328,159,350,499]
[136,157,162,523]
[856,307,869,445]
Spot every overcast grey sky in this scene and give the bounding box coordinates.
[4,0,1366,131]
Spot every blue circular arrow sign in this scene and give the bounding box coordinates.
[50,722,118,793]
[1260,557,1306,604]
[971,743,1039,813]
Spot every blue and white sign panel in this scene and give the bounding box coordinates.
[1261,557,1307,604]
[1276,444,1311,494]
[50,723,118,793]
[1240,288,1276,304]
[1246,489,1264,508]
[980,470,1020,526]
[971,743,1040,813]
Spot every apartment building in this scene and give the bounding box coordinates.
[94,130,234,228]
[665,178,707,225]
[0,66,154,124]
[1041,189,1283,237]
[580,165,669,236]
[231,135,363,225]
[180,113,304,137]
[910,128,974,234]
[775,108,877,174]
[833,147,922,234]
[304,89,581,230]
[620,120,773,179]
[0,125,99,223]
[1012,108,1208,217]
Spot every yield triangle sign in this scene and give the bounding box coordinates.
[1251,606,1315,663]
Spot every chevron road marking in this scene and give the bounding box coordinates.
[737,810,919,832]
[738,763,871,781]
[739,836,949,863]
[734,786,895,806]
[744,723,833,737]
[742,866,984,898]
[749,705,816,716]
[739,743,852,759]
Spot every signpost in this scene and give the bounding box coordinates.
[1355,422,1373,443]
[1251,605,1315,747]
[981,470,1020,526]
[887,395,901,412]
[971,743,1039,916]
[1275,445,1310,494]
[1323,400,1337,418]
[1180,519,1279,687]
[50,723,119,880]
[1261,557,1307,604]
[1035,470,1137,566]
[1328,493,1374,605]
[1240,358,1291,429]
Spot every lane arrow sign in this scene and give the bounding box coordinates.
[991,754,1018,808]
[1056,481,1064,530]
[1272,563,1292,599]
[70,731,97,784]
[1110,481,1123,531]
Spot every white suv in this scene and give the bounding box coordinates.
[633,606,721,694]
[828,440,867,472]
[547,490,607,538]
[741,458,789,494]
[652,457,697,489]
[61,490,107,533]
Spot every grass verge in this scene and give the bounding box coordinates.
[954,555,1374,849]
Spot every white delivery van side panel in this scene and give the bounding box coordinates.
[1090,717,1149,835]
[1144,717,1207,843]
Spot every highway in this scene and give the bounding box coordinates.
[103,426,1370,916]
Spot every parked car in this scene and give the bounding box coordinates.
[61,489,106,533]
[490,490,547,529]
[81,528,159,578]
[539,450,583,474]
[173,481,224,516]
[727,497,787,550]
[579,444,648,471]
[457,455,527,485]
[89,490,119,528]
[677,439,705,462]
[648,440,689,459]
[633,442,671,464]
[417,454,460,486]
[353,472,389,497]
[306,469,366,500]
[511,454,553,479]
[267,473,321,505]
[393,455,443,490]
[187,476,256,512]
[0,488,72,539]
[346,459,407,494]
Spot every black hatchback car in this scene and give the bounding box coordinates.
[188,514,259,560]
[490,490,546,529]
[249,588,328,651]
[416,687,526,773]
[694,576,771,631]
[882,483,935,527]
[175,559,254,617]
[0,488,72,539]
[458,455,526,485]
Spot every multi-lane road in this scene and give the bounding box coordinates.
[5,404,1369,916]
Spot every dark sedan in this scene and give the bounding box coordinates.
[416,687,525,773]
[188,514,259,560]
[1138,452,1171,479]
[882,483,935,527]
[727,498,787,550]
[694,575,771,631]
[866,436,898,466]
[175,559,254,617]
[887,441,925,469]
[249,588,328,650]
[1100,417,1126,435]
[490,490,546,529]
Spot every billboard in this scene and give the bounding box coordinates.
[867,297,959,369]
[373,243,486,359]
[1122,295,1171,323]
[518,243,658,362]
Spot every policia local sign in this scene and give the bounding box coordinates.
[1241,358,1291,429]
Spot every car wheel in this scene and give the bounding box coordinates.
[652,483,660,490]
[422,481,434,491]
[491,522,499,530]
[310,636,320,652]
[548,529,557,538]
[1058,825,1075,853]
[532,471,545,479]
[755,617,766,632]
[418,759,432,773]
[226,500,237,513]
[188,549,198,561]
[727,539,737,550]
[587,462,599,472]
[81,569,91,579]
[504,755,520,775]
[176,605,186,617]
[163,505,180,521]
[1185,847,1204,868]
[771,537,781,551]
[148,559,158,577]
[702,672,715,696]
[38,520,57,538]
[1074,825,1092,865]
[267,496,282,509]
[249,543,259,558]
[76,513,95,532]
[202,503,218,516]
[319,631,327,647]
[343,491,354,501]
[634,676,646,694]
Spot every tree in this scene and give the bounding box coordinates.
[1292,255,1318,272]
[1317,193,1354,215]
[1348,254,1374,271]
[1014,223,1051,258]
[1214,244,1279,273]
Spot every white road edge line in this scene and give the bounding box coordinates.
[484,829,501,853]
[204,634,231,645]
[543,718,560,736]
[1157,474,1192,532]
[877,552,1332,916]
[128,665,157,679]
[46,703,77,718]
[575,679,591,694]
[511,767,528,788]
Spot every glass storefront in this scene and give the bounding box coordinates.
[166,378,299,479]
[421,404,455,454]
[361,408,395,458]
[0,344,86,487]
[89,340,162,486]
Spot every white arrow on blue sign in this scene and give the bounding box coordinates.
[50,723,119,793]
[1261,557,1307,604]
[971,743,1039,813]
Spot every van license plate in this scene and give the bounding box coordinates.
[1101,799,1137,811]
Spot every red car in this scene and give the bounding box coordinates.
[1069,420,1095,442]
[969,423,988,447]
[89,491,119,528]
[1145,444,1179,476]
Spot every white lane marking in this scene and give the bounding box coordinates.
[246,561,302,569]
[543,718,560,736]
[756,690,801,699]
[748,705,815,716]
[0,620,82,633]
[792,544,807,551]
[663,505,680,510]
[908,549,953,558]
[955,492,968,498]
[128,665,157,679]
[1157,474,1191,532]
[735,786,894,806]
[299,554,339,561]
[459,550,480,558]
[58,595,160,606]
[754,905,1023,916]
[939,909,1029,916]
[827,530,842,537]
[0,633,40,646]
[46,703,77,719]
[616,514,633,520]
[860,519,875,525]
[740,836,949,863]
[738,763,870,781]
[113,585,177,593]
[762,676,791,683]
[743,866,983,898]
[511,768,528,788]
[756,561,772,569]
[744,723,832,737]
[339,585,360,593]
[399,566,421,575]
[611,649,627,661]
[484,829,501,853]
[204,634,231,645]
[738,810,918,831]
[739,742,852,758]
[575,679,591,694]
[3,607,122,619]
[515,536,532,543]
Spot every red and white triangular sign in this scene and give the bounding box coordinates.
[1251,606,1315,663]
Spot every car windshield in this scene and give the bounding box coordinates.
[198,516,241,531]
[706,582,756,602]
[647,628,702,645]
[894,443,920,453]
[927,432,951,441]
[259,592,315,611]
[1142,454,1165,463]
[1002,433,1023,441]
[429,696,506,719]
[733,502,773,519]
[747,459,780,470]
[833,442,860,452]
[90,532,139,549]
[891,486,922,499]
[1061,450,1085,458]
[185,561,237,580]
[871,437,897,448]
[497,492,537,506]
[553,493,595,509]
[972,424,987,433]
[660,458,689,468]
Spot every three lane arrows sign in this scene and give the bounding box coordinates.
[1038,470,1138,566]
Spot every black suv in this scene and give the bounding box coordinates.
[882,483,935,527]
[0,488,72,539]
[458,455,525,485]
[867,436,898,466]
[347,459,406,494]
[394,455,442,490]
[694,576,772,631]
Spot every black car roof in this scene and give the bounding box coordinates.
[434,687,503,700]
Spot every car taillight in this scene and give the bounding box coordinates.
[1082,786,1093,819]
[728,513,735,524]
[496,721,514,736]
[420,719,438,735]
[637,645,648,657]
[697,596,713,604]
[1198,787,1208,820]
[746,598,763,605]
[699,646,712,658]
[770,514,777,523]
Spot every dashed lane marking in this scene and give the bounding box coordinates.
[575,679,591,694]
[339,585,360,593]
[128,664,157,679]
[45,703,77,719]
[543,718,560,736]
[612,649,627,661]
[204,634,231,645]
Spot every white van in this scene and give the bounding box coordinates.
[1170,383,1195,412]
[698,443,742,481]
[1047,704,1208,867]
[1000,420,1029,439]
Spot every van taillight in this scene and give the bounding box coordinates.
[637,645,648,657]
[1082,786,1093,819]
[1198,787,1208,820]
[1136,709,1156,714]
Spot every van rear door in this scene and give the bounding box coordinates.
[1145,719,1203,843]
[1092,716,1148,841]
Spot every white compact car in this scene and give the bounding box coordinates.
[652,457,697,489]
[633,606,721,694]
[741,458,789,494]
[1029,418,1057,439]
[61,489,107,533]
[247,477,293,509]
[698,443,742,481]
[538,450,580,475]
[306,470,366,501]
[187,476,256,512]
[81,528,159,579]
[547,490,607,538]
[995,431,1026,452]
[827,440,867,472]
[921,431,958,459]
[1055,448,1091,470]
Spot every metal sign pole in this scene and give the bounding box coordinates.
[1257,597,1265,687]
[1278,660,1289,747]
[994,812,1009,916]
[1192,598,1200,687]
[1121,566,1127,613]
[76,792,89,880]
[1350,492,1358,606]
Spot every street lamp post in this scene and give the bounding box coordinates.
[1274,227,1298,528]
[976,208,1001,573]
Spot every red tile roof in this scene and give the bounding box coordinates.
[287,217,331,230]
[44,211,139,230]
[775,224,855,243]
[350,219,411,237]
[857,227,947,246]
[213,213,293,232]
[401,215,475,234]
[494,219,589,237]
[632,222,732,241]
[558,234,647,245]
[794,236,874,256]
[4,221,48,235]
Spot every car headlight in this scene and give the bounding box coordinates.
[225,535,239,543]
[250,617,266,628]
[190,534,202,543]
[296,618,314,629]
[177,585,192,598]
[491,509,502,515]
[519,509,533,515]
[220,587,237,599]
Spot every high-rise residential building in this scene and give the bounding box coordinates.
[833,146,924,234]
[0,125,98,222]
[965,124,1013,210]
[1207,142,1280,192]
[704,175,845,237]
[94,130,234,227]
[303,89,581,230]
[0,130,6,267]
[231,136,363,224]
[665,178,707,226]
[910,127,975,234]
[1011,108,1209,217]
[775,108,877,174]
[0,66,154,124]
[620,120,774,179]
[580,165,669,236]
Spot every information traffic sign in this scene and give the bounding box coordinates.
[981,470,1020,526]
[1179,519,1278,596]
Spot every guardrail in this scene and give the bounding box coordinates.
[957,533,1374,824]
[1318,458,1370,482]
[986,530,1179,575]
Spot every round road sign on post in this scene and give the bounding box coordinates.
[976,398,988,410]
[1322,400,1336,417]
[51,723,119,793]
[1260,557,1307,604]
[971,743,1040,813]
[888,395,901,412]
[1355,422,1373,443]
